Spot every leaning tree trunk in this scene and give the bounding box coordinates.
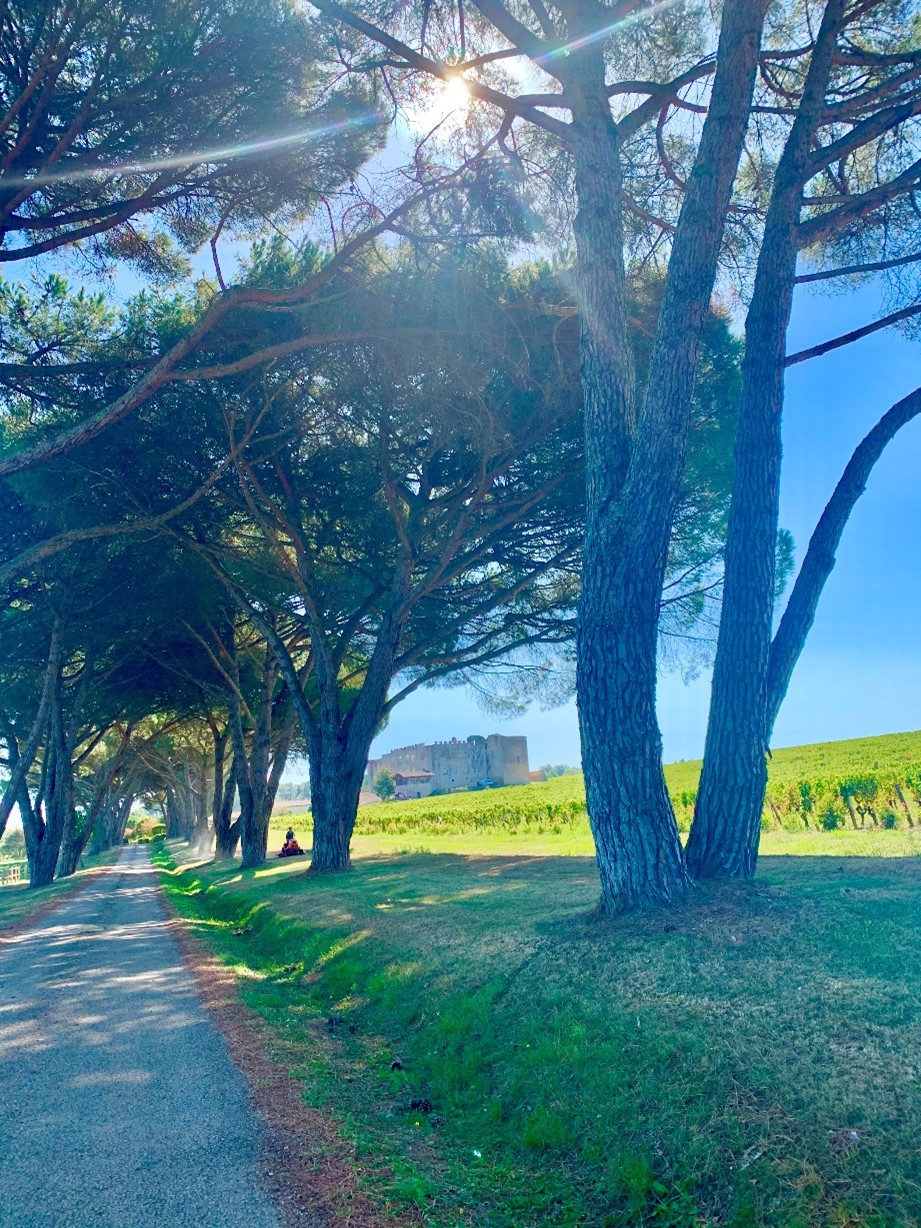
[765,384,921,735]
[209,723,241,859]
[111,792,134,846]
[238,737,290,870]
[164,760,198,840]
[568,0,768,911]
[29,692,74,888]
[0,618,63,841]
[14,774,39,866]
[686,426,778,880]
[58,767,120,876]
[57,808,87,879]
[92,784,134,852]
[234,696,270,871]
[687,0,847,880]
[179,759,199,841]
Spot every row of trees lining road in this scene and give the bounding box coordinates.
[0,247,740,880]
[0,0,918,909]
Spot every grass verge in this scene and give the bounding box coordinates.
[157,834,921,1227]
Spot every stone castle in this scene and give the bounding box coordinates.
[365,734,529,798]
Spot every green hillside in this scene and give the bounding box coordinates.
[294,728,921,843]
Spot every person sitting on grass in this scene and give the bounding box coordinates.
[278,828,305,858]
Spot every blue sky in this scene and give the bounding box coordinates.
[372,278,921,768]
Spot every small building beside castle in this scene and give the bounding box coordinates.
[365,734,529,798]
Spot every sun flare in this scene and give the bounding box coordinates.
[440,73,471,111]
[408,72,472,132]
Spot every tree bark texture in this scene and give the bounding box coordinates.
[214,756,240,859]
[57,809,88,879]
[27,687,73,888]
[253,550,413,873]
[306,724,369,873]
[567,40,673,913]
[309,589,413,870]
[687,0,848,881]
[164,789,189,839]
[229,650,292,870]
[569,0,768,911]
[164,761,199,840]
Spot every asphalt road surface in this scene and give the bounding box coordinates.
[0,845,283,1228]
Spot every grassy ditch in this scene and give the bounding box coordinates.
[158,837,921,1227]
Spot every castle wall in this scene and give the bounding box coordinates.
[370,743,434,777]
[365,733,529,792]
[486,734,529,785]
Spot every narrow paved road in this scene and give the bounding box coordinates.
[0,846,283,1228]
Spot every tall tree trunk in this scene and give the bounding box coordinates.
[565,38,671,913]
[214,765,239,859]
[238,764,272,869]
[189,754,212,851]
[180,759,197,840]
[0,618,63,841]
[239,805,268,869]
[112,791,134,845]
[253,565,411,873]
[206,721,236,858]
[568,0,768,911]
[57,808,86,879]
[164,789,184,838]
[307,722,367,872]
[766,384,921,734]
[238,735,291,869]
[229,645,293,870]
[688,0,848,880]
[164,759,198,840]
[27,688,73,888]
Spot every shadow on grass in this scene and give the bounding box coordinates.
[160,839,921,1228]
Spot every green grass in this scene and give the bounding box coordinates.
[159,827,921,1227]
[0,849,120,932]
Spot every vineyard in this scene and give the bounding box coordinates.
[347,729,921,838]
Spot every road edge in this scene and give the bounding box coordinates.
[0,855,119,944]
[159,881,390,1228]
